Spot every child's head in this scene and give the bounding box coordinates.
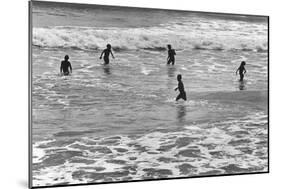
[241,61,246,66]
[64,55,69,60]
[177,74,182,81]
[167,44,172,49]
[106,44,111,49]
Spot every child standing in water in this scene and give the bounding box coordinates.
[100,44,115,64]
[175,74,187,101]
[236,61,247,81]
[60,55,72,76]
[167,44,176,65]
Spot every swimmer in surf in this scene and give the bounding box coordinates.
[175,74,187,101]
[60,55,72,76]
[167,44,176,65]
[236,61,247,81]
[100,44,115,64]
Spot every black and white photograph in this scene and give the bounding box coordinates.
[29,0,269,188]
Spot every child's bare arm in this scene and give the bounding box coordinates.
[69,63,72,73]
[111,51,115,59]
[100,51,104,59]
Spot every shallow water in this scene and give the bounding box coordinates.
[31,1,268,187]
[33,112,268,185]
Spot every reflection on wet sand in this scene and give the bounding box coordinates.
[103,65,111,75]
[239,80,246,90]
[177,104,186,125]
[167,65,176,78]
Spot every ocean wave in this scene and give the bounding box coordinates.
[33,26,267,52]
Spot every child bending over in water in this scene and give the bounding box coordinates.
[236,61,247,81]
[175,74,187,101]
[167,44,176,65]
[100,44,115,64]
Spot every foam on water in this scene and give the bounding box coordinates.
[33,22,267,52]
[141,67,155,75]
[32,112,268,187]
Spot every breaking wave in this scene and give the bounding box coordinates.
[33,26,268,52]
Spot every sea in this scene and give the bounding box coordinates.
[31,1,268,187]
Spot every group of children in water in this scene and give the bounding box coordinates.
[60,44,247,101]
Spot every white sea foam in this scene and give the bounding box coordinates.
[33,24,267,52]
[32,112,268,187]
[140,66,155,75]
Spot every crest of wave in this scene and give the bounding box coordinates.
[33,26,267,52]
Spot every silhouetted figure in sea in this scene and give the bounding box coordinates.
[60,55,72,76]
[236,61,247,81]
[167,44,176,65]
[175,74,187,101]
[100,44,115,64]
